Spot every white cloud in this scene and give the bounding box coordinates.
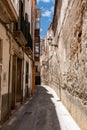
[37,0,55,4]
[42,0,50,2]
[37,0,51,4]
[40,28,43,32]
[51,6,54,13]
[42,10,51,17]
[37,0,39,3]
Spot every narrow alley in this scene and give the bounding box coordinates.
[2,86,80,130]
[0,0,87,130]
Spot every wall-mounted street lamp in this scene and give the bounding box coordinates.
[47,36,58,48]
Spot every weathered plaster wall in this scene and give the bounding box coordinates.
[53,0,87,129]
[0,23,10,122]
[55,0,87,104]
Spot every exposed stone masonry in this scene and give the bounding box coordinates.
[51,0,87,105]
[59,0,87,104]
[41,0,87,129]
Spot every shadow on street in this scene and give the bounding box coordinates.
[2,85,61,130]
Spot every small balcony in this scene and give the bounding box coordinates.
[0,0,19,23]
[14,16,32,48]
[35,29,40,37]
[25,33,33,51]
[13,18,27,46]
[13,30,27,46]
[35,19,40,29]
[13,0,32,49]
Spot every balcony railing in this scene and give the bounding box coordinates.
[13,17,27,46]
[13,0,32,50]
[0,0,18,23]
[35,19,40,29]
[35,30,40,36]
[14,16,32,49]
[36,8,41,19]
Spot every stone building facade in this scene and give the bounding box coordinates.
[35,8,41,85]
[0,0,36,124]
[31,0,37,94]
[41,0,87,130]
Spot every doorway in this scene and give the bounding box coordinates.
[11,55,16,109]
[25,62,29,98]
[16,58,22,102]
[11,55,22,109]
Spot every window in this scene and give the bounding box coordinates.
[36,66,38,72]
[35,54,39,57]
[35,43,39,46]
[35,37,40,43]
[25,13,29,21]
[35,46,39,53]
[36,22,40,29]
[35,54,39,61]
[35,66,40,73]
[35,43,40,53]
[0,39,2,64]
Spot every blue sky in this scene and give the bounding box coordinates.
[37,0,55,38]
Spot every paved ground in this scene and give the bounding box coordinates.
[2,85,81,130]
